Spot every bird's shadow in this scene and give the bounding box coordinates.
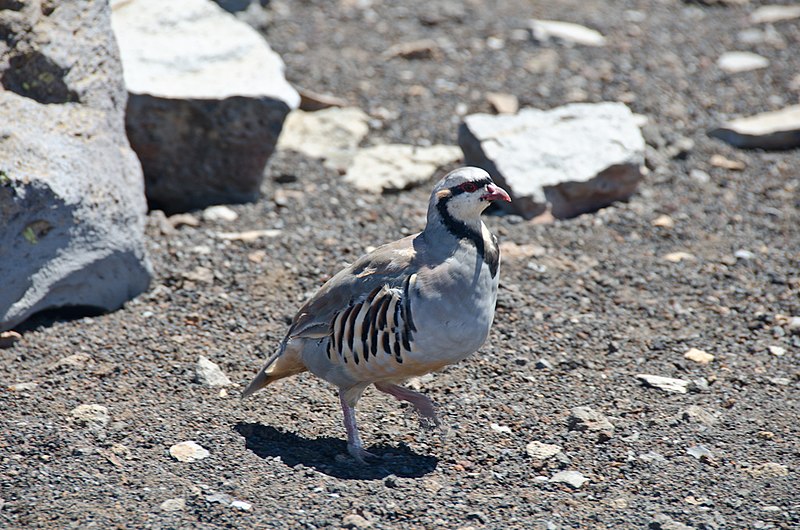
[234,422,438,480]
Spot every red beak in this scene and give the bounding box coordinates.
[481,183,512,203]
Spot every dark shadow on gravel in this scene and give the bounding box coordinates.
[235,422,438,480]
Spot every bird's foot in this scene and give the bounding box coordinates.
[417,412,441,431]
[347,443,380,465]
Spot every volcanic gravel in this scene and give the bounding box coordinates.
[2,0,799,528]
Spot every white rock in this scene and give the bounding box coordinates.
[111,0,299,212]
[195,356,232,387]
[529,20,606,47]
[277,107,371,172]
[526,441,562,459]
[750,5,800,24]
[683,348,714,365]
[216,229,282,242]
[160,498,186,512]
[490,423,512,434]
[202,205,239,223]
[636,374,689,394]
[8,382,38,392]
[747,462,789,478]
[717,51,769,74]
[111,0,298,101]
[768,346,786,357]
[70,404,110,427]
[709,105,800,150]
[170,441,210,462]
[734,249,755,260]
[344,144,462,193]
[687,445,713,460]
[230,500,252,511]
[550,470,589,488]
[663,251,696,263]
[459,102,644,219]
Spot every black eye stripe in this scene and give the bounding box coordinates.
[449,177,492,196]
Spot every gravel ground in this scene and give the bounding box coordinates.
[2,1,799,528]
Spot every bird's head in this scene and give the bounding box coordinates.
[427,167,511,229]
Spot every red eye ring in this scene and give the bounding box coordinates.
[460,182,478,193]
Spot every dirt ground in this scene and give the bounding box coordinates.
[1,0,799,528]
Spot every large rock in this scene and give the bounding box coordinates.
[111,0,300,213]
[459,103,645,219]
[0,1,152,331]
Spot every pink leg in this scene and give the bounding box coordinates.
[339,390,377,464]
[374,382,440,428]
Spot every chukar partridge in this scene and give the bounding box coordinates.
[242,166,511,463]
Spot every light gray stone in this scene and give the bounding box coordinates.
[569,406,615,437]
[111,0,299,213]
[277,107,371,173]
[344,144,462,193]
[529,20,606,47]
[550,470,589,488]
[750,5,800,24]
[717,51,769,74]
[195,356,232,387]
[70,404,110,428]
[636,374,689,393]
[459,102,644,219]
[160,498,186,512]
[526,441,562,460]
[0,2,151,331]
[709,105,800,150]
[170,440,210,462]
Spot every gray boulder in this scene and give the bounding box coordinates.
[459,102,645,219]
[0,1,151,331]
[111,0,300,213]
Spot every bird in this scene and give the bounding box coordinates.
[242,166,511,463]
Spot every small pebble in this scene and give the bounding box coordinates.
[747,462,789,478]
[170,441,210,462]
[203,205,238,222]
[160,498,186,512]
[231,500,252,511]
[652,214,674,228]
[550,470,589,489]
[0,330,22,348]
[526,441,562,460]
[70,404,110,428]
[717,51,769,74]
[569,406,615,438]
[8,382,38,392]
[768,346,785,357]
[663,251,696,263]
[637,374,689,393]
[684,348,714,364]
[490,423,512,434]
[195,356,232,387]
[687,445,713,460]
[342,513,372,529]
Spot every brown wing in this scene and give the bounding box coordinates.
[284,233,420,340]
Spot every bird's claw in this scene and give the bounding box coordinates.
[347,444,380,465]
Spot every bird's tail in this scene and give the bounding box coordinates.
[240,341,306,398]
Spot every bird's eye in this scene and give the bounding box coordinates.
[460,182,478,193]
